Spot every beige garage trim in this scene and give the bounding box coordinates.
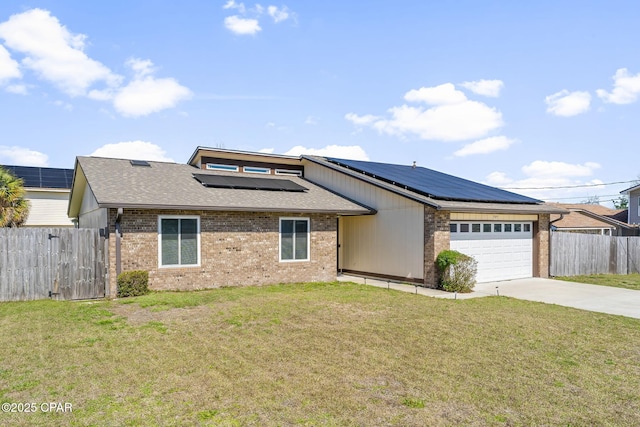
[450,213,539,221]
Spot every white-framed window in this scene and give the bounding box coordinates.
[450,222,533,235]
[279,217,310,262]
[275,169,302,177]
[158,216,201,267]
[206,163,239,172]
[243,166,271,174]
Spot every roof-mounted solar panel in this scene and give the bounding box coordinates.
[325,157,540,204]
[130,160,151,167]
[1,165,73,189]
[193,174,307,192]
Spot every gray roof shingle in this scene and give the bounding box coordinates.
[74,156,373,215]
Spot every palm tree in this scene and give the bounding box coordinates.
[0,167,29,227]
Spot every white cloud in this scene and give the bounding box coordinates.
[284,145,369,160]
[0,8,121,96]
[596,68,640,104]
[0,145,49,166]
[545,90,591,117]
[53,100,73,111]
[453,136,516,157]
[344,113,380,126]
[404,83,466,105]
[223,0,246,13]
[224,15,261,35]
[4,83,27,94]
[460,79,504,97]
[126,57,154,79]
[105,58,191,117]
[267,5,290,23]
[485,160,604,201]
[113,77,192,117]
[258,148,274,154]
[90,141,174,162]
[222,2,293,35]
[0,44,21,81]
[521,160,600,178]
[0,9,191,116]
[346,83,504,141]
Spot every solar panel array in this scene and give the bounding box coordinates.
[193,174,308,192]
[325,157,540,204]
[2,165,74,189]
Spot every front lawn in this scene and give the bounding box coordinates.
[556,273,640,290]
[1,282,639,426]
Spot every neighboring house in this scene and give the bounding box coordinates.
[621,183,640,225]
[68,147,566,294]
[548,203,638,236]
[3,165,75,227]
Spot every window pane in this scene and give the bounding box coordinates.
[450,224,457,233]
[281,220,294,260]
[472,224,481,232]
[460,224,469,232]
[483,224,491,232]
[524,224,531,232]
[180,219,198,265]
[494,224,502,232]
[504,224,512,232]
[514,224,522,232]
[161,219,179,265]
[294,220,308,260]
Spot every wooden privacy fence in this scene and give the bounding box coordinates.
[550,232,640,276]
[0,228,106,301]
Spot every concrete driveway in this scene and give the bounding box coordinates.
[339,274,640,319]
[474,278,640,319]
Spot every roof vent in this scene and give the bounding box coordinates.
[412,161,416,169]
[130,160,151,167]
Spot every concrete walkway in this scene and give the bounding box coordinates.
[338,274,640,319]
[337,274,484,300]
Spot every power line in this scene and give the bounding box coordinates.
[543,193,624,201]
[500,179,637,190]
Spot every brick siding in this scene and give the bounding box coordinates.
[535,213,550,278]
[106,209,337,295]
[423,207,450,288]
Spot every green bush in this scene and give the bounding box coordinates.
[435,250,477,293]
[117,270,150,298]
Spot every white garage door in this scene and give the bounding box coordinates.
[450,222,533,283]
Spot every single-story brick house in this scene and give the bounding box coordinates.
[67,153,373,296]
[68,147,566,295]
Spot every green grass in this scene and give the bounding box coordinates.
[1,281,640,426]
[556,273,640,290]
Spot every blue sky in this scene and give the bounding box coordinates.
[1,1,639,206]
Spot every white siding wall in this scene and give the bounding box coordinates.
[305,162,424,279]
[23,189,74,227]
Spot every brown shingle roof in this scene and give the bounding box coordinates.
[72,157,373,215]
[548,203,635,229]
